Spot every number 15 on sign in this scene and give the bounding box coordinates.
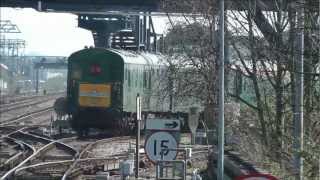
[145,131,178,163]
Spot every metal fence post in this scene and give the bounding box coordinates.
[135,94,141,178]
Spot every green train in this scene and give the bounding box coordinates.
[66,47,171,135]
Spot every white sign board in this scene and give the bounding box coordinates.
[146,119,180,131]
[145,131,178,163]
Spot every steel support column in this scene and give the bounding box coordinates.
[135,16,141,51]
[217,0,225,179]
[294,1,305,180]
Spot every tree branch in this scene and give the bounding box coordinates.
[228,92,259,111]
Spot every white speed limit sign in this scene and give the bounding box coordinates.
[145,131,178,163]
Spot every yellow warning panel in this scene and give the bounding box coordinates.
[78,83,111,108]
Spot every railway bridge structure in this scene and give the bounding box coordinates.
[2,0,317,50]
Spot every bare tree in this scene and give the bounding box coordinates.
[160,0,319,178]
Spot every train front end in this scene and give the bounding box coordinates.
[67,48,124,135]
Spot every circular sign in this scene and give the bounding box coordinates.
[235,174,278,180]
[145,131,178,163]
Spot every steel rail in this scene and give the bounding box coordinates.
[13,155,128,178]
[0,92,64,105]
[1,137,36,180]
[1,130,78,180]
[11,131,78,156]
[0,97,56,113]
[14,140,78,176]
[0,107,53,126]
[62,136,131,180]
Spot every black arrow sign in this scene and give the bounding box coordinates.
[165,121,178,129]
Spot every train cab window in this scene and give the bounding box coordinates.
[72,64,82,79]
[72,70,81,79]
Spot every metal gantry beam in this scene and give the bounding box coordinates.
[0,20,25,57]
[33,62,67,69]
[1,0,160,12]
[0,39,26,57]
[78,14,127,48]
[0,20,21,33]
[1,0,318,14]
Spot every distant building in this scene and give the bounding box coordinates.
[0,63,10,94]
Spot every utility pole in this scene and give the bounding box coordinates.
[36,68,39,94]
[217,0,225,179]
[293,1,304,180]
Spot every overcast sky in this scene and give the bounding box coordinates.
[0,8,168,56]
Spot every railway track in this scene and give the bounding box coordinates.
[0,129,77,180]
[0,95,59,114]
[0,93,62,126]
[0,92,64,105]
[62,136,132,179]
[1,130,266,179]
[0,93,62,112]
[0,107,53,126]
[0,122,265,180]
[2,136,133,179]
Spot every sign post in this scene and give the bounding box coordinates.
[135,94,141,179]
[145,118,181,179]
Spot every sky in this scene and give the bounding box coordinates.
[0,8,169,56]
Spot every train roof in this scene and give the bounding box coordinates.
[69,48,166,66]
[109,49,165,65]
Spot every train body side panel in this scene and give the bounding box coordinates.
[122,62,171,113]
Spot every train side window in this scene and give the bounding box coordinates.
[143,71,147,88]
[139,69,141,87]
[128,69,131,87]
[148,71,152,89]
[125,69,128,80]
[135,69,138,87]
[141,69,144,87]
